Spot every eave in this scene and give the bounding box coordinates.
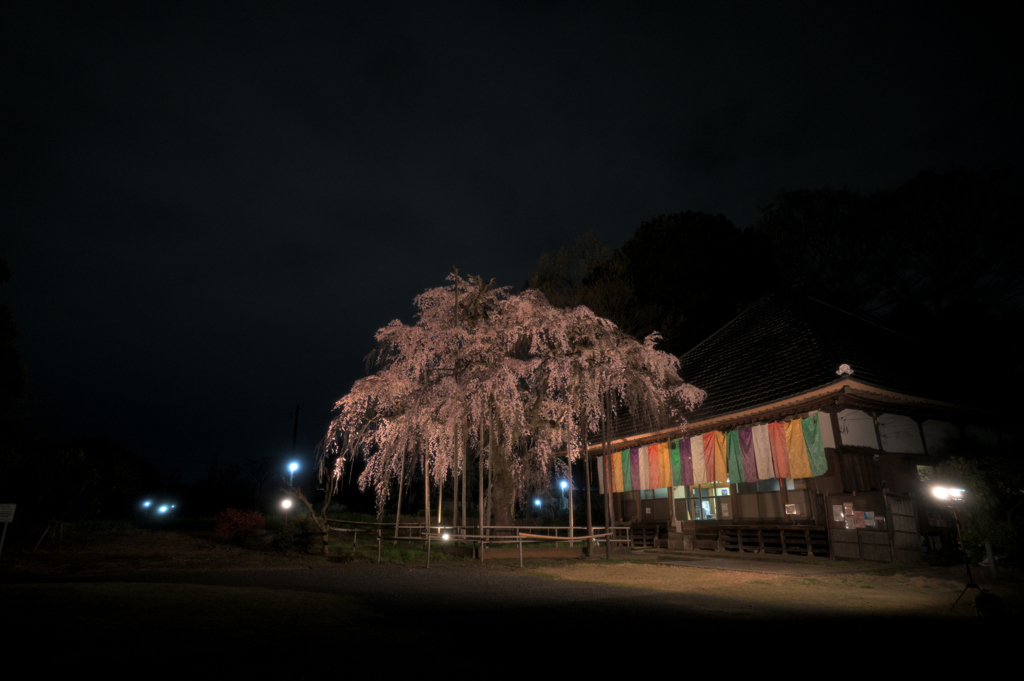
[586,377,965,454]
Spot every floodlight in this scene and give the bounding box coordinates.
[560,480,568,490]
[442,533,450,541]
[534,498,541,507]
[932,486,965,502]
[281,499,292,509]
[142,500,151,508]
[158,505,169,513]
[288,462,299,473]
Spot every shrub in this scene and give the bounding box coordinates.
[271,514,320,553]
[214,508,266,543]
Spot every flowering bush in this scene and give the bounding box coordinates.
[213,508,266,543]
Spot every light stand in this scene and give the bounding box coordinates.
[932,486,986,613]
[948,506,985,611]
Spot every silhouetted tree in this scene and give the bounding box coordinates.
[528,213,775,356]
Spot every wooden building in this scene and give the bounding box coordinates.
[594,292,972,563]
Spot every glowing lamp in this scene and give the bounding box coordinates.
[281,499,293,509]
[932,487,965,502]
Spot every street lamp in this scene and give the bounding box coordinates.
[282,497,293,526]
[931,486,981,611]
[288,461,299,486]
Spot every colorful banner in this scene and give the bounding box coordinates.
[669,440,682,487]
[714,431,728,484]
[597,414,830,493]
[752,424,774,480]
[691,435,706,484]
[738,427,759,483]
[726,430,746,484]
[803,413,828,477]
[785,419,812,479]
[769,421,790,479]
[702,432,716,483]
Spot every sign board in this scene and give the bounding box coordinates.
[0,504,15,523]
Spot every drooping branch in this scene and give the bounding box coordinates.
[323,272,704,524]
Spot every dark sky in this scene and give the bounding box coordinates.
[3,3,1021,482]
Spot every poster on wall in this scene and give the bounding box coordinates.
[832,505,844,522]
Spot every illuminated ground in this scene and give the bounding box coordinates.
[2,530,1017,670]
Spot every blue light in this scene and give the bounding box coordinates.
[142,500,151,508]
[158,505,169,513]
[560,480,568,490]
[288,462,299,473]
[534,498,541,507]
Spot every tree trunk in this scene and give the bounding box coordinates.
[478,421,484,537]
[282,482,330,557]
[585,448,594,558]
[423,446,430,539]
[451,426,459,528]
[488,431,515,528]
[461,428,468,530]
[394,450,404,545]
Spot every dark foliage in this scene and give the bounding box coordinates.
[213,508,266,543]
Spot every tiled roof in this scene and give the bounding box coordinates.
[590,291,948,447]
[675,291,944,424]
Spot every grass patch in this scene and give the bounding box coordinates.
[329,534,474,564]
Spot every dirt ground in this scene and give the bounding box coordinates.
[6,529,1019,616]
[2,530,1019,672]
[530,560,1021,618]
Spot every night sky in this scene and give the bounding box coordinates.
[3,3,1021,483]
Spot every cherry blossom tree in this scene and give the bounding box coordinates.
[322,272,704,528]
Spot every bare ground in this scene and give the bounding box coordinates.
[2,530,1019,672]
